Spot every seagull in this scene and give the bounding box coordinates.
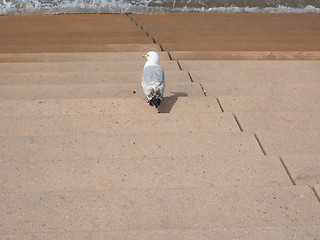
[142,51,165,108]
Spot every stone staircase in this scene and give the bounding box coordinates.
[1,13,320,239]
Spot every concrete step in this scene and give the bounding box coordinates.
[256,130,320,155]
[156,35,320,45]
[281,155,320,186]
[0,112,239,136]
[218,96,320,112]
[170,51,320,60]
[3,226,320,240]
[162,43,320,51]
[0,82,202,100]
[190,70,320,84]
[179,60,320,72]
[0,60,178,73]
[0,97,221,116]
[1,186,319,234]
[154,34,320,44]
[0,36,153,45]
[0,71,187,85]
[0,14,142,32]
[0,132,263,161]
[198,82,320,97]
[0,52,170,63]
[314,185,320,201]
[0,43,160,53]
[0,156,291,193]
[235,112,320,132]
[1,30,148,38]
[132,13,320,32]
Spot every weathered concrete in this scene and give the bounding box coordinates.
[0,82,202,100]
[255,131,320,155]
[1,13,320,239]
[0,112,238,136]
[0,52,170,63]
[235,112,320,132]
[218,96,320,112]
[0,71,188,85]
[190,70,320,84]
[0,97,221,116]
[163,43,320,51]
[1,186,319,233]
[0,44,161,53]
[0,60,178,72]
[281,155,320,186]
[0,132,263,161]
[170,51,320,60]
[194,82,320,97]
[179,60,320,72]
[2,226,320,240]
[0,156,291,192]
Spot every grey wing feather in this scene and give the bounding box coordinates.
[142,65,165,98]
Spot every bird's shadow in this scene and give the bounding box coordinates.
[157,92,188,113]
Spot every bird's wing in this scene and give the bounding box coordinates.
[142,65,165,97]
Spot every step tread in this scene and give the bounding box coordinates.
[199,82,320,97]
[0,132,263,161]
[0,71,188,85]
[0,82,203,100]
[1,186,319,233]
[179,60,320,71]
[0,52,170,63]
[0,97,221,116]
[0,112,239,136]
[218,96,320,112]
[190,70,320,83]
[281,155,320,186]
[3,226,320,240]
[170,51,320,60]
[0,43,161,53]
[0,60,178,72]
[235,111,320,131]
[256,130,320,155]
[0,156,291,193]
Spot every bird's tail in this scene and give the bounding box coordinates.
[148,89,162,108]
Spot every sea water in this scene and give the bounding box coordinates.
[1,0,320,14]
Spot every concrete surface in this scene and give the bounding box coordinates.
[281,155,320,186]
[1,13,320,239]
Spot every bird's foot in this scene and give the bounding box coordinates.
[142,97,149,103]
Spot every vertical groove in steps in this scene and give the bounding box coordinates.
[254,133,267,155]
[215,97,224,112]
[279,156,296,185]
[126,14,162,51]
[312,187,320,203]
[232,113,243,132]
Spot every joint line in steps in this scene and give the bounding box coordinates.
[253,132,267,155]
[278,156,296,185]
[312,186,320,203]
[215,97,224,112]
[126,14,163,51]
[232,113,243,132]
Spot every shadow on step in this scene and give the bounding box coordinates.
[157,92,188,113]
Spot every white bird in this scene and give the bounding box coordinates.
[142,51,165,108]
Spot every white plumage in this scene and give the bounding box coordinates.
[142,51,165,108]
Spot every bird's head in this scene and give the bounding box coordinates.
[143,51,159,65]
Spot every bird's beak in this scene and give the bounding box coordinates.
[142,55,147,58]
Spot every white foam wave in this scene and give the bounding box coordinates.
[1,0,320,14]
